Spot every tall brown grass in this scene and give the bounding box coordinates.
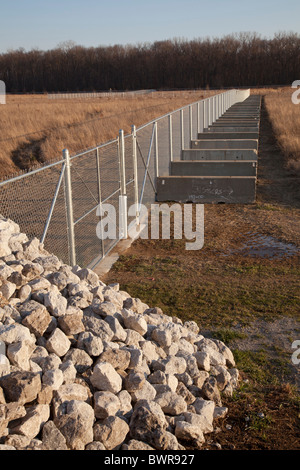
[260,87,300,175]
[0,90,216,180]
[3,87,297,181]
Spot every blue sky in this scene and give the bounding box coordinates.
[0,0,299,52]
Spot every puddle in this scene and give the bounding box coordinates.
[223,232,299,259]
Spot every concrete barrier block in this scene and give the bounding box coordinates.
[181,149,258,161]
[191,139,258,150]
[212,121,259,127]
[170,160,257,177]
[198,132,259,140]
[156,176,257,204]
[207,127,259,133]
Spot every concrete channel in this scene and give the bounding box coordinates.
[156,94,261,204]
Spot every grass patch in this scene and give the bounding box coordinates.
[209,328,247,345]
[247,411,273,434]
[233,349,279,386]
[114,255,300,328]
[256,203,280,211]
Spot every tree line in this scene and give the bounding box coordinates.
[0,32,299,92]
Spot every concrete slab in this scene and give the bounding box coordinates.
[170,160,257,177]
[219,116,259,120]
[229,108,259,111]
[181,148,258,161]
[156,176,256,204]
[212,122,259,127]
[217,118,259,121]
[207,127,259,133]
[191,139,258,150]
[197,132,259,140]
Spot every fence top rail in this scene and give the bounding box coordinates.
[135,89,239,133]
[0,88,249,187]
[0,158,64,188]
[70,90,235,154]
[69,137,119,161]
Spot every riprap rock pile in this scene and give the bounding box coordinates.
[0,215,239,450]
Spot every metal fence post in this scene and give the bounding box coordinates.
[96,147,105,257]
[214,96,216,121]
[197,101,202,135]
[189,105,193,145]
[119,129,126,196]
[131,125,139,226]
[63,148,76,266]
[180,109,184,151]
[169,114,173,163]
[118,130,127,239]
[154,121,159,181]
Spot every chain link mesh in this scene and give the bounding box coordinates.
[0,91,242,269]
[0,162,69,264]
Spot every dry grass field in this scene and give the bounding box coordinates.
[0,90,216,180]
[264,89,300,175]
[2,87,298,181]
[251,87,300,175]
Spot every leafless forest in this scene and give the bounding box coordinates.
[1,33,299,92]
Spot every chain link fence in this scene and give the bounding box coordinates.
[0,89,249,269]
